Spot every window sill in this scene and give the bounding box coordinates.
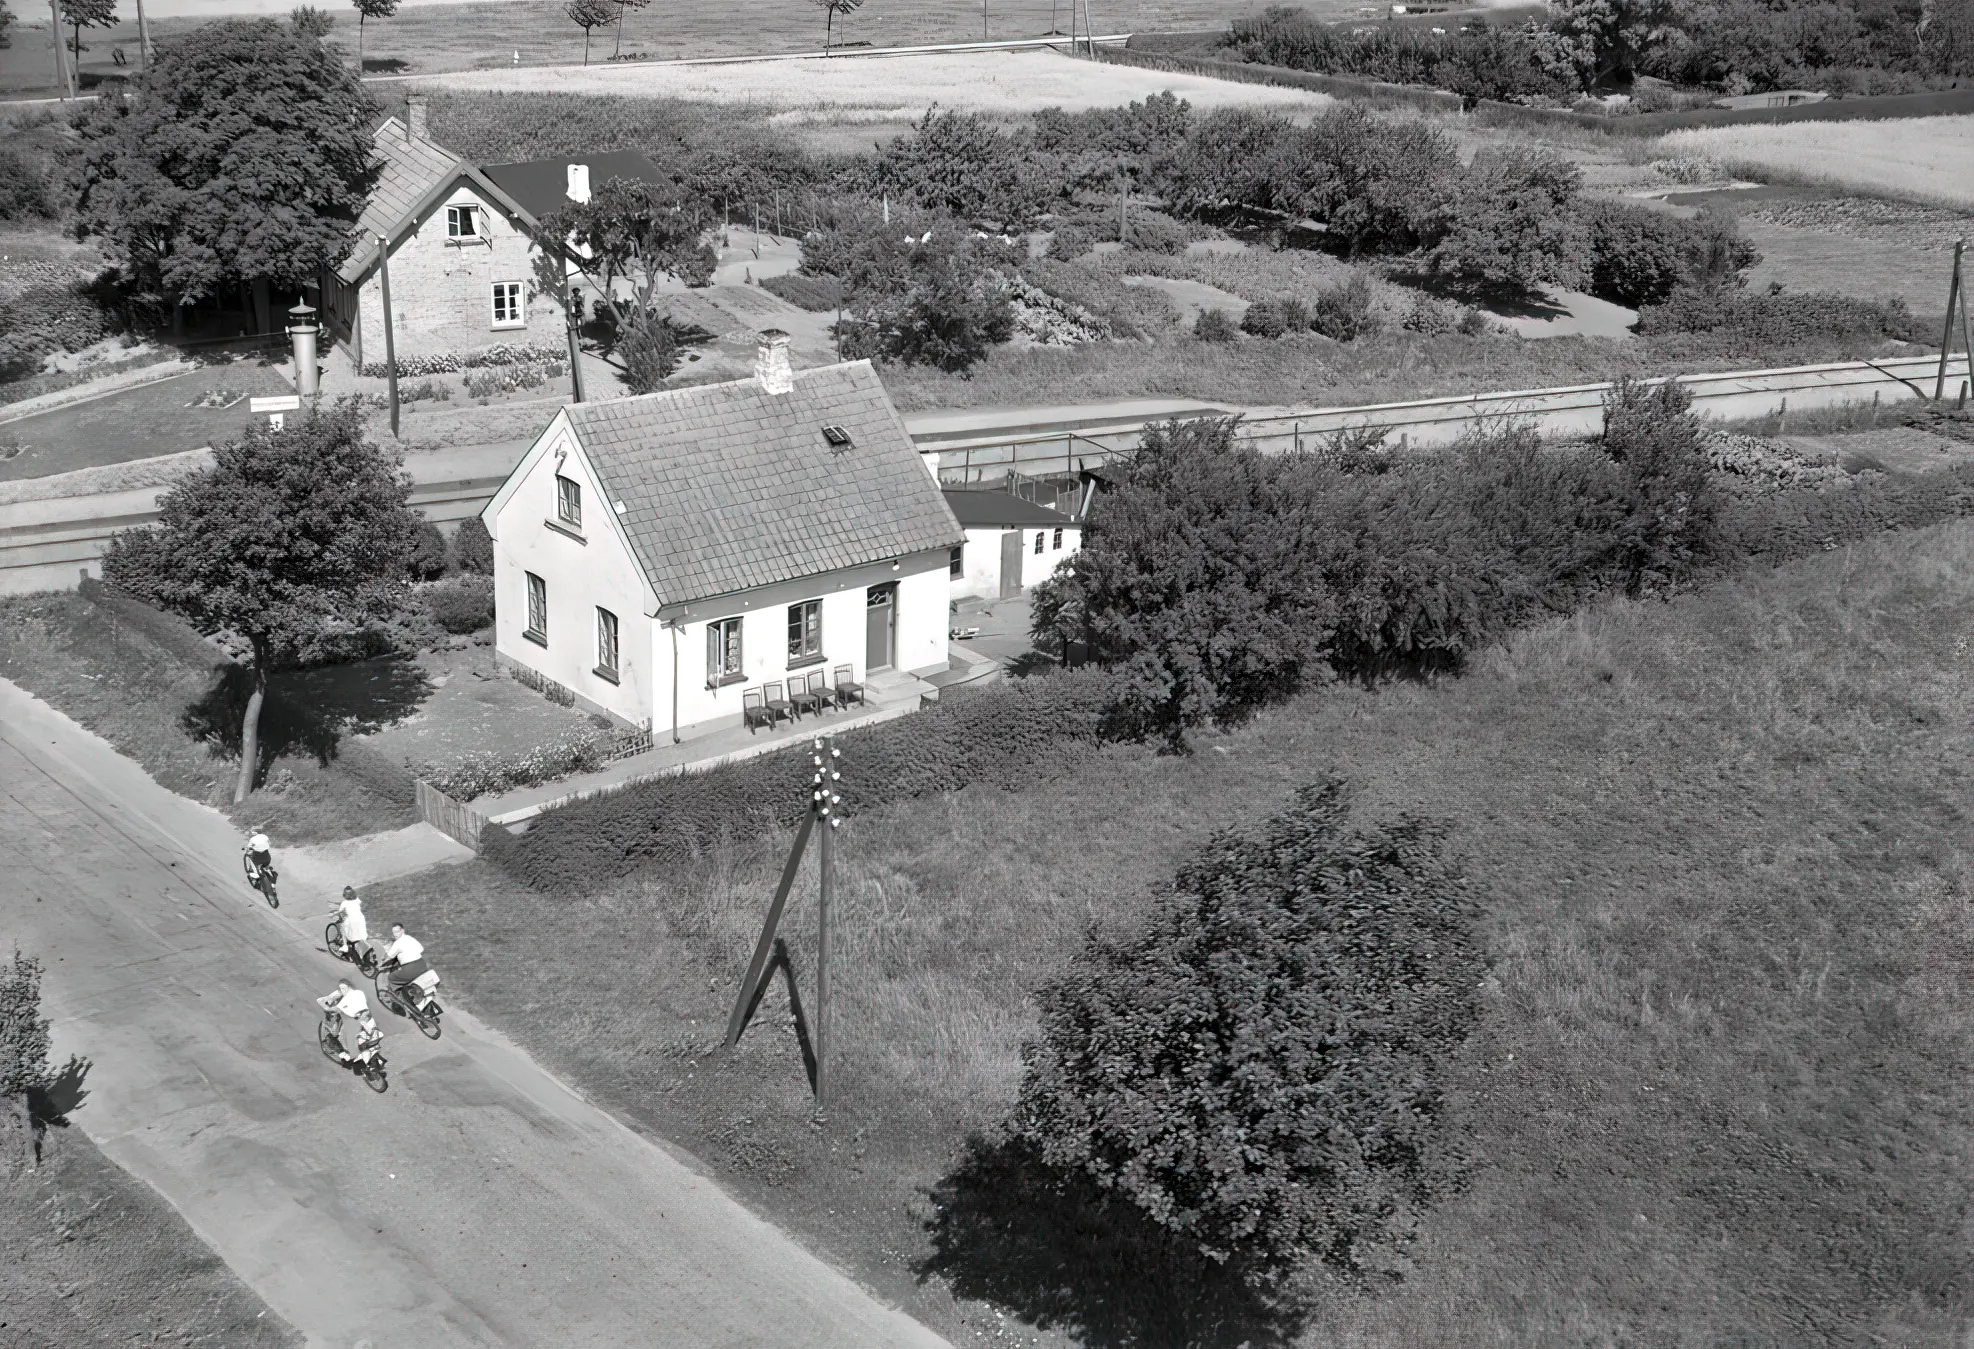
[544,518,585,544]
[592,665,620,685]
[523,628,547,648]
[491,322,528,331]
[787,652,825,670]
[445,237,490,248]
[707,671,747,690]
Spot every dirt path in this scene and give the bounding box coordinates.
[0,676,948,1349]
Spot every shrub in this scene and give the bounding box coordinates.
[1118,208,1197,255]
[1428,146,1585,292]
[414,724,616,801]
[1580,199,1759,309]
[406,521,448,580]
[760,271,844,311]
[616,313,678,394]
[1239,297,1305,338]
[1636,284,1919,346]
[1601,375,1720,592]
[450,516,493,575]
[481,670,1122,893]
[1309,272,1376,341]
[867,108,1066,229]
[1194,307,1239,342]
[0,281,116,380]
[1225,6,1578,101]
[805,213,1018,372]
[0,147,55,222]
[1015,776,1483,1284]
[423,574,494,633]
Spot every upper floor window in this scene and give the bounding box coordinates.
[949,545,964,579]
[555,474,582,529]
[446,204,479,238]
[492,281,525,329]
[525,571,547,645]
[787,599,822,666]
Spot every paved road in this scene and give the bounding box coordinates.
[0,677,948,1349]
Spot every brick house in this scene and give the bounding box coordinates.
[479,332,964,738]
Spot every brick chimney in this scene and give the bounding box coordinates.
[405,95,428,142]
[566,163,591,204]
[755,330,793,395]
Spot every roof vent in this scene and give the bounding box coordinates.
[821,424,853,451]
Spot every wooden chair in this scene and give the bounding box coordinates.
[790,669,828,718]
[833,664,864,709]
[742,687,772,734]
[762,680,793,727]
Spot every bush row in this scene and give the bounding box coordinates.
[482,669,1123,894]
[413,725,620,802]
[356,342,563,379]
[759,271,843,312]
[1225,8,1578,103]
[1637,285,1920,346]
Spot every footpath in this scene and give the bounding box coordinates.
[0,676,948,1349]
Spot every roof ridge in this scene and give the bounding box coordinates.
[564,358,876,417]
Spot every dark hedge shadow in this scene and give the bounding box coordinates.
[182,656,430,785]
[917,1134,1289,1349]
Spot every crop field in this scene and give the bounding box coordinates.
[422,47,1334,119]
[1655,116,1974,210]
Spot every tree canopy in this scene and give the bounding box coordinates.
[102,400,419,802]
[73,18,379,315]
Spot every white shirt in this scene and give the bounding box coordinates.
[326,986,367,1019]
[381,933,424,965]
[338,899,367,944]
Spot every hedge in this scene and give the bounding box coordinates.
[481,669,1122,894]
[357,342,563,379]
[760,272,844,312]
[1718,462,1974,561]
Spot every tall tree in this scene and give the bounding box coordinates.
[72,18,378,330]
[809,0,864,50]
[1,951,88,1171]
[350,0,394,67]
[60,0,115,73]
[612,0,646,57]
[0,0,16,49]
[101,402,421,804]
[565,0,613,64]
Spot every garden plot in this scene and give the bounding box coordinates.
[423,48,1335,118]
[1654,116,1974,210]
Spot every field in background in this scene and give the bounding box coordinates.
[1656,116,1974,209]
[421,47,1332,119]
[370,516,1974,1346]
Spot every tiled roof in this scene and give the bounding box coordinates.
[567,362,964,608]
[335,118,469,284]
[944,489,1078,529]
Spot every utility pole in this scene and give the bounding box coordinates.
[1936,239,1965,402]
[816,740,835,1110]
[563,252,587,403]
[49,0,72,97]
[135,0,151,69]
[377,235,400,439]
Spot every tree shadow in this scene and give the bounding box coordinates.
[24,1057,90,1165]
[1389,268,1567,319]
[918,1133,1290,1349]
[182,656,430,785]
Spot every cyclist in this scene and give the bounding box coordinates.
[315,979,381,1064]
[378,923,430,996]
[329,886,369,962]
[244,832,274,886]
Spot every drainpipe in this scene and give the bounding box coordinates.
[669,620,681,744]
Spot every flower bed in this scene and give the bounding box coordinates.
[358,342,564,380]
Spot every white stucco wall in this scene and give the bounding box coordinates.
[950,524,1080,600]
[487,417,654,729]
[354,180,562,366]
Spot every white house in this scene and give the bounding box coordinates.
[480,333,965,739]
[944,489,1082,601]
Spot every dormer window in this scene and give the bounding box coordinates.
[447,205,480,239]
[821,424,853,450]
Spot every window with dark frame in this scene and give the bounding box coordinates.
[525,571,547,644]
[1034,530,1045,555]
[595,607,619,680]
[446,204,479,238]
[787,599,822,665]
[1053,526,1064,550]
[555,474,582,529]
[950,545,964,578]
[707,616,743,686]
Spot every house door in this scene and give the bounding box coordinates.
[999,529,1023,598]
[865,583,896,670]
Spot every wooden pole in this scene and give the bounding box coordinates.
[816,762,833,1111]
[377,235,400,439]
[49,0,71,97]
[135,0,151,69]
[1959,249,1974,403]
[1936,239,1964,401]
[725,809,816,1047]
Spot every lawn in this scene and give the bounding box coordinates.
[0,364,294,483]
[365,515,1974,1344]
[0,590,418,844]
[0,1123,300,1347]
[1655,115,1974,210]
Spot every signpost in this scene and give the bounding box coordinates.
[724,736,843,1109]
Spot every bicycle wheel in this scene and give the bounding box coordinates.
[356,947,379,978]
[317,1021,341,1062]
[262,875,278,909]
[415,1005,442,1040]
[373,975,402,1018]
[325,921,344,956]
[364,1059,389,1093]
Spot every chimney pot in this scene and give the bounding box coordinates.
[755,330,793,396]
[405,95,428,142]
[567,163,591,204]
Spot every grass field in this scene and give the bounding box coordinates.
[1656,116,1974,210]
[366,515,1974,1345]
[1,1122,300,1347]
[422,47,1332,118]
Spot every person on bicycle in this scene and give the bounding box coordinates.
[315,979,380,1062]
[378,923,429,994]
[331,887,369,961]
[245,832,273,882]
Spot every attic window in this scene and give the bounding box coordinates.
[821,424,853,451]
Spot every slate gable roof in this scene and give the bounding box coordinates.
[565,361,964,608]
[336,119,535,285]
[943,490,1078,529]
